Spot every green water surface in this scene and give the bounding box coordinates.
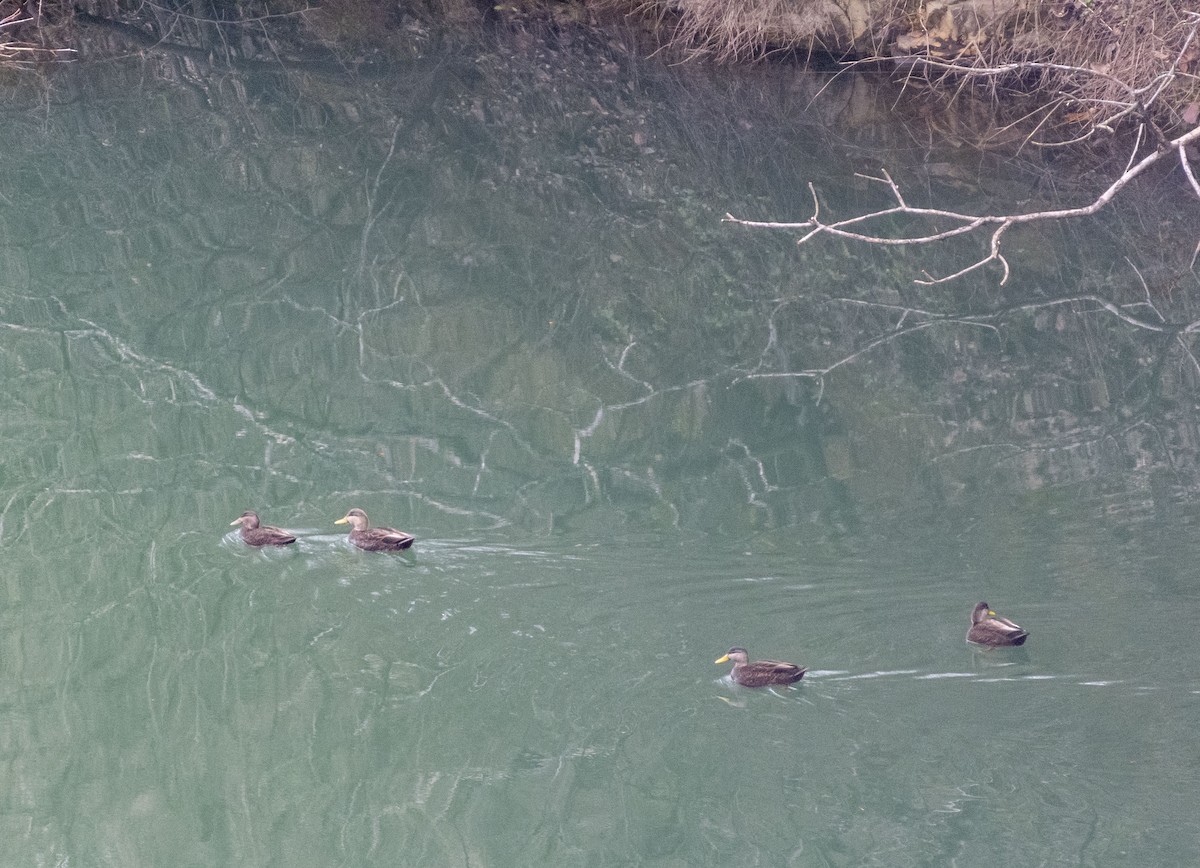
[2,28,1199,867]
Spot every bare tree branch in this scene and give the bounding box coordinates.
[1181,144,1200,199]
[725,122,1200,285]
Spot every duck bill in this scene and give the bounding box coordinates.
[229,518,242,526]
[334,517,349,525]
[714,654,731,664]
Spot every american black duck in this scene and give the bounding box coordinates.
[229,510,296,547]
[967,601,1029,647]
[334,508,415,552]
[715,647,806,687]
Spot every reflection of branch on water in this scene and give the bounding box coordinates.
[724,438,778,510]
[733,289,1200,403]
[574,340,710,464]
[735,313,996,406]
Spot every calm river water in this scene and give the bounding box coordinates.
[2,20,1199,867]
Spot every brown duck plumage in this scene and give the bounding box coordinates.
[229,510,296,547]
[334,508,415,552]
[967,602,1029,647]
[715,647,806,687]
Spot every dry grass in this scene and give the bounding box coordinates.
[1,0,76,65]
[629,0,891,63]
[1006,0,1200,136]
[887,1,1200,143]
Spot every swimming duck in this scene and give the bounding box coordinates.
[334,508,415,552]
[229,510,296,547]
[967,602,1029,646]
[715,647,806,687]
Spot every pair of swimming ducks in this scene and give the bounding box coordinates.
[716,602,1029,687]
[229,508,415,552]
